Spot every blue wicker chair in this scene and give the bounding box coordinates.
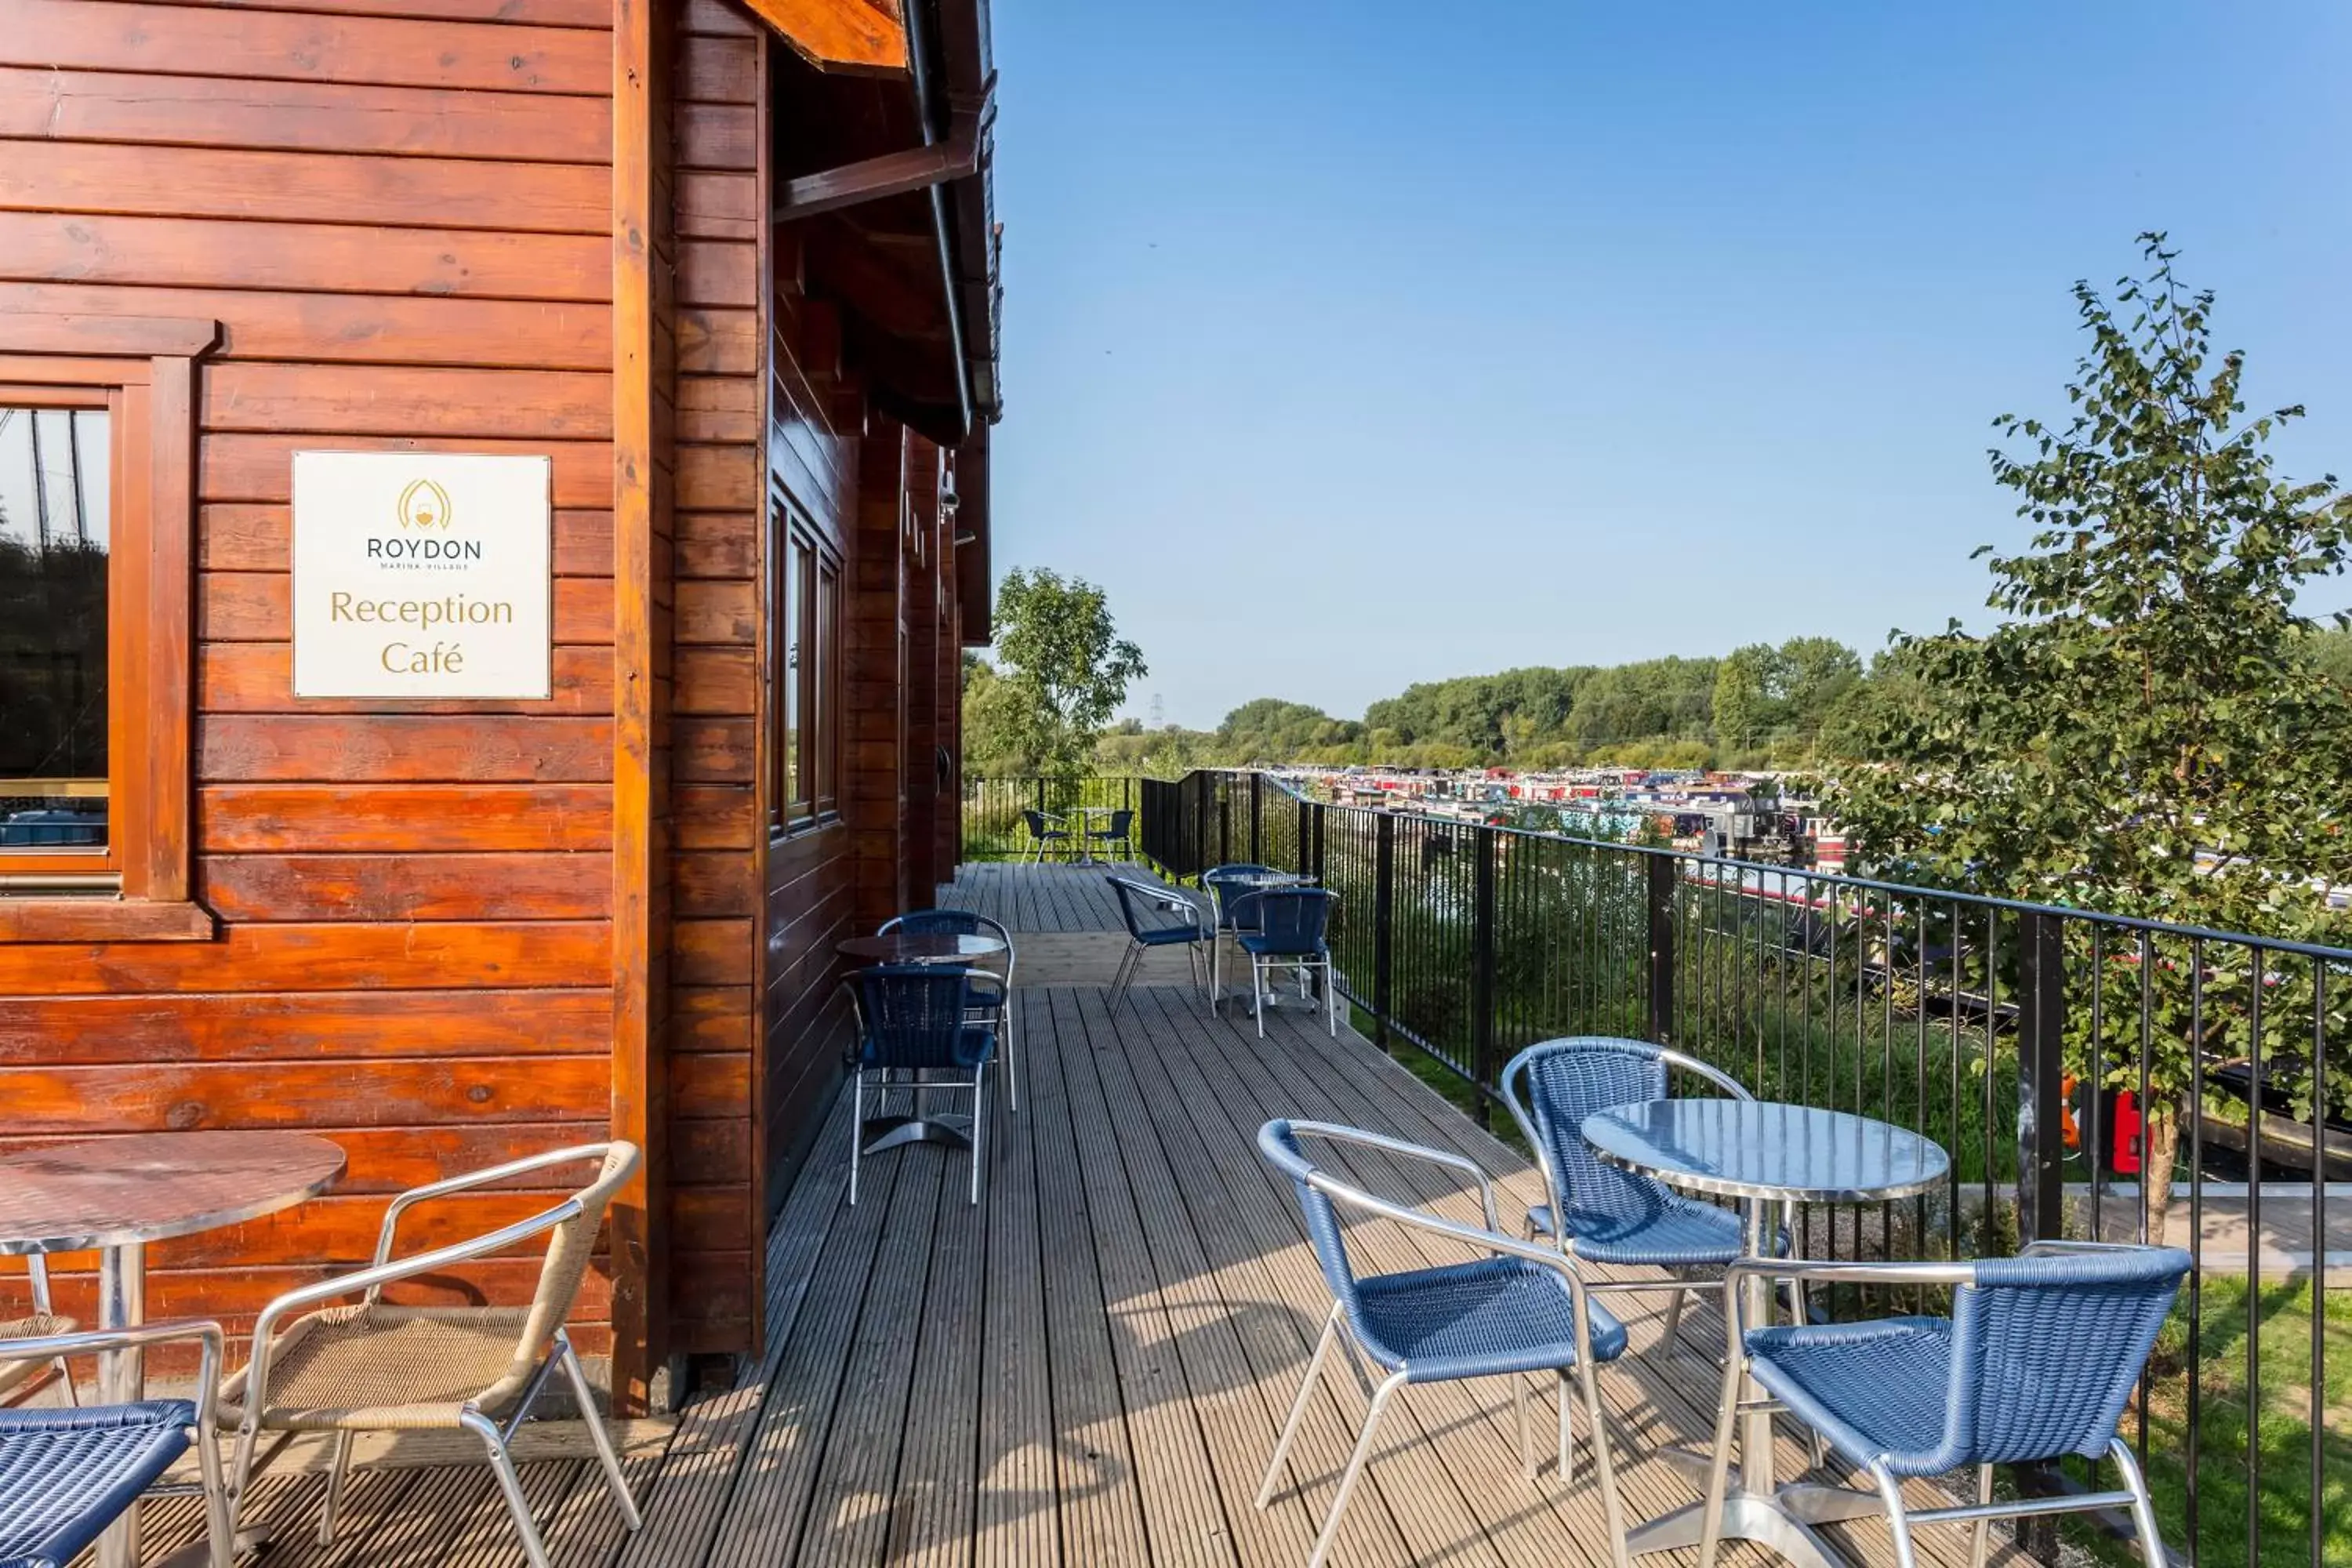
[1699,1241,2191,1568]
[1228,887,1338,1038]
[1086,807,1136,859]
[0,1319,234,1568]
[879,909,1018,1111]
[1256,1120,1634,1568]
[1501,1036,1803,1358]
[1103,876,1210,1009]
[845,965,1000,1205]
[1201,863,1275,1006]
[1020,809,1071,862]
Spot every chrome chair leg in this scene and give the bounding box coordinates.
[2110,1437,2169,1568]
[1969,1461,1993,1568]
[1254,956,1269,1039]
[1577,1354,1632,1568]
[1869,1460,1922,1568]
[557,1332,643,1530]
[969,1065,986,1206]
[1662,1279,1687,1352]
[317,1429,356,1543]
[192,1406,234,1568]
[1308,1371,1405,1568]
[1002,989,1020,1112]
[462,1407,554,1568]
[1514,1374,1535,1479]
[1696,1336,1743,1568]
[848,1069,864,1206]
[1555,1369,1576,1486]
[1257,1303,1342,1508]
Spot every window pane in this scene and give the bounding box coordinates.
[0,407,110,851]
[815,558,837,807]
[795,539,817,810]
[779,517,801,817]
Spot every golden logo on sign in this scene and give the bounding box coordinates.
[395,477,455,531]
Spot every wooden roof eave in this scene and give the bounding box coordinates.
[740,0,909,78]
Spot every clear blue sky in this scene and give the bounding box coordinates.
[985,2,2352,730]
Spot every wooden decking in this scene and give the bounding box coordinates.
[938,858,1156,931]
[129,866,2012,1567]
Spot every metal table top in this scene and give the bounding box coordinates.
[837,931,1009,965]
[0,1131,348,1254]
[1581,1098,1950,1204]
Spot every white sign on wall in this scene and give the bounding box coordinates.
[291,451,553,699]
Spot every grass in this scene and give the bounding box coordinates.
[2063,1273,2352,1568]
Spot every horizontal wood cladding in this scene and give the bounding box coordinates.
[0,283,612,371]
[1,0,610,93]
[0,141,610,233]
[200,784,614,852]
[9,1054,608,1134]
[0,213,610,300]
[198,717,615,782]
[0,991,612,1065]
[200,364,615,437]
[0,66,611,162]
[0,922,609,994]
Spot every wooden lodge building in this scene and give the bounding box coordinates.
[0,0,1002,1410]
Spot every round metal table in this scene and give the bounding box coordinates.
[837,931,1007,966]
[1581,1099,1949,1568]
[0,1131,347,1568]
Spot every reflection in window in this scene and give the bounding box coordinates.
[0,407,110,851]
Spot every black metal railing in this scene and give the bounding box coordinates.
[960,775,1142,862]
[1142,768,2350,1568]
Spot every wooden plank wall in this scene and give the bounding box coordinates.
[666,0,768,1359]
[0,0,623,1358]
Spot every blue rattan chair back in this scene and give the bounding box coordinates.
[1106,877,1191,938]
[1938,1247,2190,1468]
[1203,864,1274,928]
[1098,808,1135,838]
[1257,1120,1363,1309]
[851,966,993,1072]
[1509,1037,1674,1231]
[1234,888,1333,956]
[1022,810,1061,840]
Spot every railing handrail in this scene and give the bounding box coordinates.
[1220,768,2352,964]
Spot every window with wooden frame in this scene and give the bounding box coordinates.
[0,314,215,941]
[770,492,841,835]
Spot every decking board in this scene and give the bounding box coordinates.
[122,863,2022,1568]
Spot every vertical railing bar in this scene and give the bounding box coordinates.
[2090,924,2106,1238]
[2310,960,2327,1568]
[2245,942,2262,1568]
[2186,934,2205,1559]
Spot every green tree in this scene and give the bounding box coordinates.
[1824,236,2352,1237]
[988,568,1148,779]
[1712,644,1780,751]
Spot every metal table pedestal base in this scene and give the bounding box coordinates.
[1628,1446,1885,1568]
[861,1115,974,1156]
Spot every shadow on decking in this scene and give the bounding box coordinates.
[128,866,2012,1568]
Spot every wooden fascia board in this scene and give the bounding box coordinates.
[742,0,908,77]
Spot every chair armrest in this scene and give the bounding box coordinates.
[1653,1046,1757,1102]
[964,974,1008,1007]
[241,1198,583,1426]
[1301,1171,1616,1357]
[4,1319,224,1428]
[369,1143,615,1273]
[1719,1256,1980,1350]
[1287,1120,1503,1233]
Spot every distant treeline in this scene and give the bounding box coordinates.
[1074,626,2352,776]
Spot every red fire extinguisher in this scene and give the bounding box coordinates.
[2111,1090,2143,1175]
